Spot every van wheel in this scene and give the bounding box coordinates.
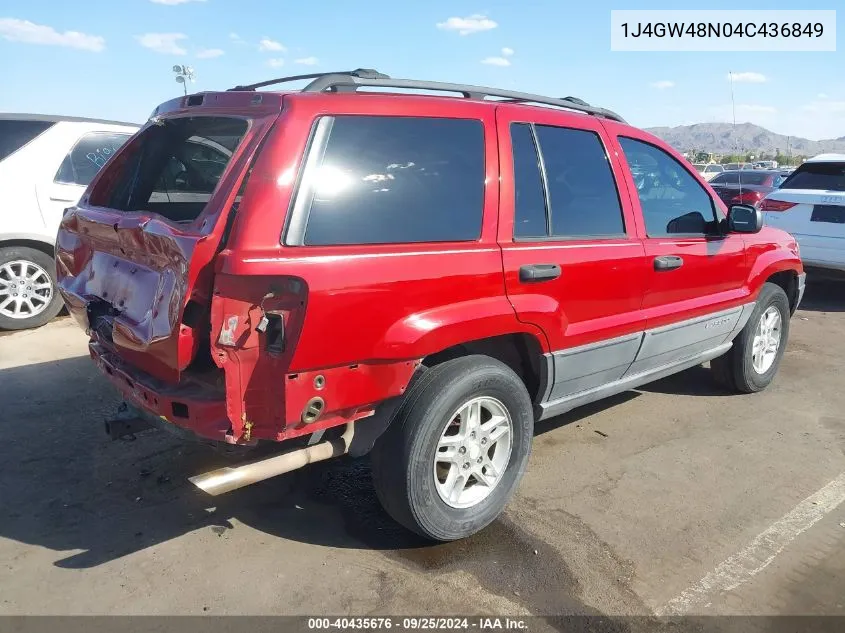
[710,283,790,393]
[0,246,63,331]
[370,355,534,541]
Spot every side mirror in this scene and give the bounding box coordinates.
[728,204,763,234]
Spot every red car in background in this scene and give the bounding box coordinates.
[708,169,785,208]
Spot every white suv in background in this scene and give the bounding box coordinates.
[761,154,845,278]
[0,114,138,329]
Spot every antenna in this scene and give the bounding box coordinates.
[729,70,743,199]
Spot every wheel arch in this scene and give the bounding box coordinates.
[765,269,800,315]
[0,237,55,260]
[422,332,549,406]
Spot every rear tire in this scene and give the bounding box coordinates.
[710,283,790,393]
[370,355,534,541]
[0,246,63,331]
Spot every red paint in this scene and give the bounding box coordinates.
[56,88,803,445]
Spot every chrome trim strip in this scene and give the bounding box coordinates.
[538,302,757,418]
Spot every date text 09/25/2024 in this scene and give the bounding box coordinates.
[307,618,529,631]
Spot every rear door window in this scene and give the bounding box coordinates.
[0,119,55,162]
[511,123,548,238]
[54,132,132,187]
[534,125,625,238]
[90,117,248,223]
[291,116,485,246]
[781,162,845,191]
[509,122,625,239]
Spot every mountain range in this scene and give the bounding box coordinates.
[644,122,845,157]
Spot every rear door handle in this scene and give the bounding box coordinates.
[654,255,684,271]
[519,263,561,283]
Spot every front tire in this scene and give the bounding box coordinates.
[370,355,534,541]
[711,282,790,393]
[0,246,64,331]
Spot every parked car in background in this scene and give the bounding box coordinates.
[754,160,778,170]
[56,69,804,541]
[762,154,845,278]
[723,162,756,171]
[0,114,138,330]
[708,169,785,209]
[695,163,725,181]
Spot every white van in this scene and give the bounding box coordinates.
[0,114,138,329]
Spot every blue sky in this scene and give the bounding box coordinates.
[0,0,842,139]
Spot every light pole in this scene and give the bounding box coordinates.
[173,65,195,96]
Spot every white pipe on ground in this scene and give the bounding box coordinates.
[189,422,355,496]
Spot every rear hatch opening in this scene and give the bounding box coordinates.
[88,116,248,225]
[56,93,283,387]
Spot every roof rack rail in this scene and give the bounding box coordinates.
[301,74,625,123]
[229,68,389,92]
[230,69,625,123]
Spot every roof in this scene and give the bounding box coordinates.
[0,112,139,128]
[229,68,627,124]
[806,153,845,163]
[718,169,782,175]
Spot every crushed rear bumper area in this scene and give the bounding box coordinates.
[89,341,235,443]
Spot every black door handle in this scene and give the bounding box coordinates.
[654,255,684,271]
[519,264,561,283]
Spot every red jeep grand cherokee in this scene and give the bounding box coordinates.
[56,69,805,541]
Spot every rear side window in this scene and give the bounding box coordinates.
[292,116,484,246]
[781,162,845,191]
[55,132,131,187]
[0,119,55,162]
[90,117,248,223]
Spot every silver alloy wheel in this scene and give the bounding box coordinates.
[751,305,782,374]
[0,260,54,320]
[433,396,513,509]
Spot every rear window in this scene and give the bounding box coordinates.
[291,116,485,246]
[0,119,55,162]
[55,132,132,187]
[711,172,739,184]
[781,162,845,192]
[90,117,248,223]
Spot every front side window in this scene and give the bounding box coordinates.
[294,116,485,246]
[619,137,718,237]
[55,132,131,187]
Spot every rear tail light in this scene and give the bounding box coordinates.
[760,198,797,212]
[731,191,764,207]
